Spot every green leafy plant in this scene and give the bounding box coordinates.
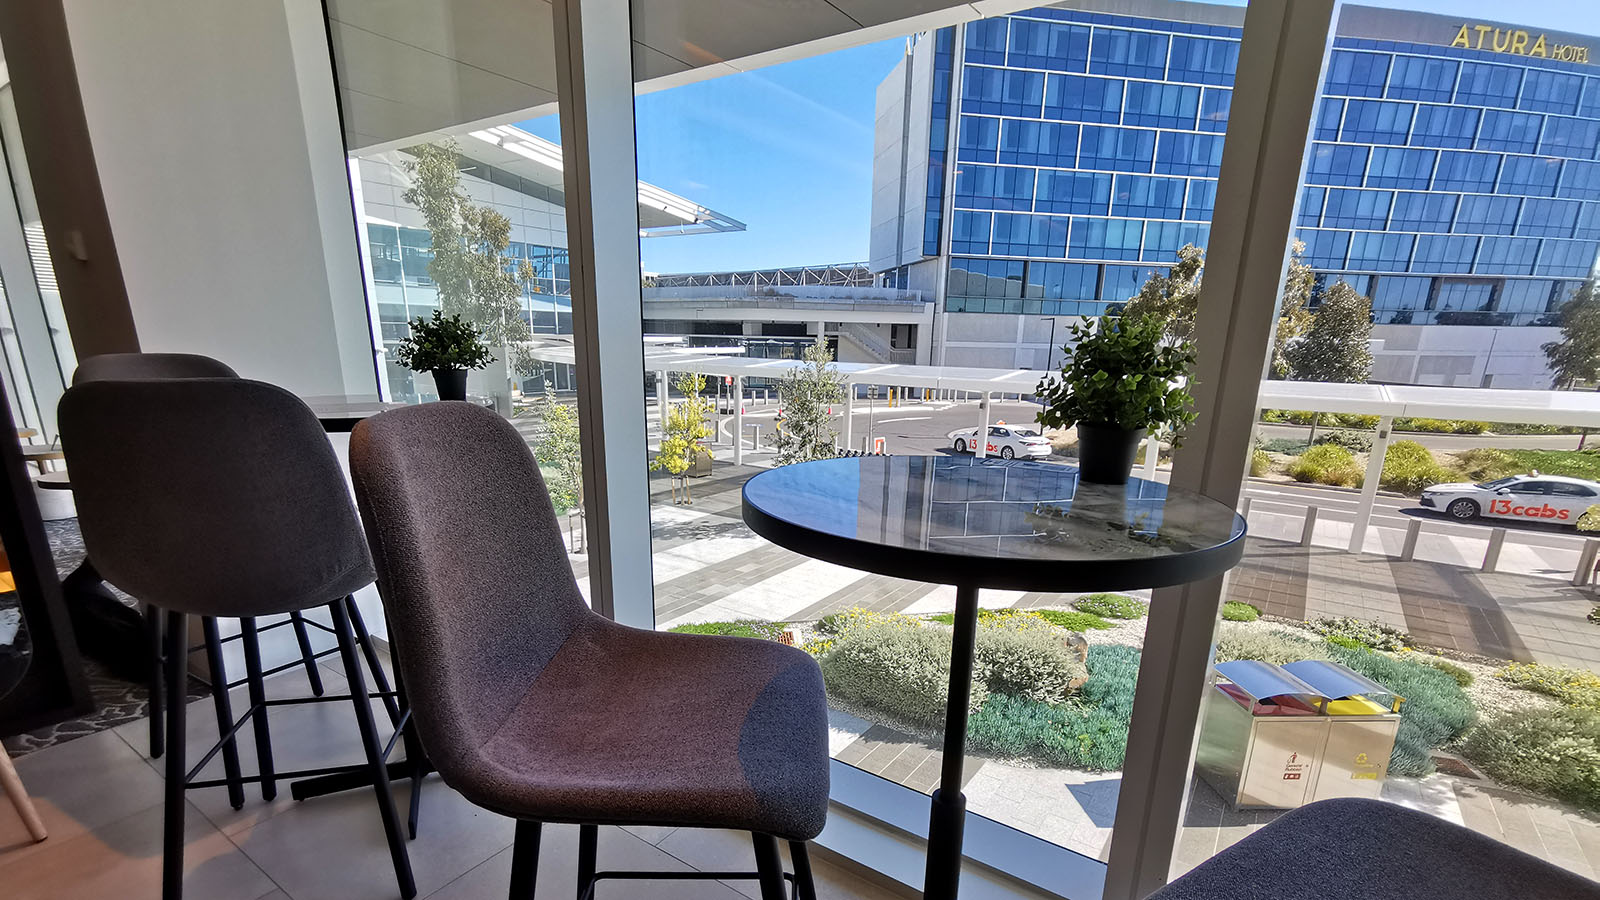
[1308,616,1410,651]
[1543,277,1600,390]
[1456,447,1516,482]
[1214,623,1331,665]
[1249,448,1272,476]
[1287,444,1362,487]
[1221,601,1260,622]
[650,372,714,479]
[1073,592,1148,620]
[977,623,1088,705]
[1285,279,1373,383]
[820,620,979,727]
[1312,429,1373,453]
[1035,314,1196,444]
[1379,440,1452,494]
[967,645,1142,771]
[1329,645,1476,777]
[1590,605,1600,625]
[530,389,582,513]
[774,338,846,465]
[1463,707,1600,811]
[1497,662,1600,711]
[1398,652,1474,687]
[1031,609,1115,631]
[668,620,788,640]
[392,309,494,373]
[1325,634,1366,651]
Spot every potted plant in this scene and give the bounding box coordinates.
[1035,314,1197,485]
[650,373,715,504]
[393,309,494,402]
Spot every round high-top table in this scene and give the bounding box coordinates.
[742,455,1246,900]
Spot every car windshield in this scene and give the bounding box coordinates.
[1475,476,1523,490]
[1013,428,1040,437]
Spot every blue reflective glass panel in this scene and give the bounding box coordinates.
[1322,189,1392,229]
[1299,229,1352,268]
[1520,70,1583,115]
[1008,19,1090,71]
[1198,88,1231,133]
[1373,276,1432,312]
[965,19,1008,66]
[1433,151,1500,193]
[1476,236,1541,274]
[1089,29,1169,79]
[1366,147,1437,190]
[1537,240,1600,277]
[1167,35,1238,86]
[1325,50,1389,98]
[954,164,1037,211]
[1142,221,1210,260]
[1153,131,1224,177]
[1477,109,1542,154]
[998,120,1078,167]
[1500,280,1556,314]
[957,115,1000,163]
[950,210,992,254]
[1518,198,1581,238]
[1559,160,1600,200]
[1413,234,1479,270]
[1035,169,1112,214]
[1456,61,1522,108]
[1340,100,1414,145]
[1387,56,1457,103]
[1112,174,1186,218]
[1184,179,1217,221]
[1577,204,1600,240]
[1539,118,1600,160]
[1390,191,1456,232]
[1410,105,1479,150]
[1044,74,1124,123]
[1069,217,1144,260]
[1499,156,1562,197]
[1299,187,1326,227]
[1454,195,1521,236]
[1314,98,1343,142]
[1124,82,1200,129]
[1078,125,1155,172]
[1305,143,1369,187]
[1347,232,1414,271]
[991,213,1070,257]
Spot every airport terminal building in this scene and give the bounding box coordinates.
[871,1,1600,386]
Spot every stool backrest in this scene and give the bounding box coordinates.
[73,352,237,385]
[58,378,374,617]
[348,402,590,765]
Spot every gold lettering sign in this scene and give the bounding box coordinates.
[1451,23,1590,63]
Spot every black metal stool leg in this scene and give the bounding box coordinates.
[330,599,416,900]
[509,820,541,900]
[788,841,818,900]
[240,618,276,802]
[162,610,188,900]
[752,833,787,900]
[393,664,426,840]
[147,603,165,759]
[199,617,245,811]
[577,823,598,900]
[288,612,325,696]
[346,597,401,727]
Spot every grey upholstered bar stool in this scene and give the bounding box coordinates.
[71,352,333,760]
[59,377,415,900]
[349,401,830,900]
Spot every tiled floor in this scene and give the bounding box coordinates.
[0,660,914,900]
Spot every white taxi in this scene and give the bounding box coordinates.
[947,422,1053,460]
[1420,473,1600,526]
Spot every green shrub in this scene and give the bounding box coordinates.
[1074,592,1148,619]
[1502,449,1600,482]
[1308,616,1410,651]
[1313,430,1373,453]
[1261,409,1316,425]
[1404,653,1474,687]
[923,608,1064,630]
[820,621,986,727]
[1463,707,1600,812]
[815,608,916,637]
[1590,606,1600,625]
[1329,413,1380,429]
[966,644,1141,771]
[1453,420,1490,435]
[1497,662,1600,711]
[1249,448,1272,477]
[1259,437,1309,454]
[669,620,787,640]
[1032,609,1114,631]
[1288,444,1362,487]
[1220,601,1260,622]
[1456,448,1516,482]
[1325,634,1366,651]
[1330,645,1477,777]
[1379,440,1451,494]
[977,624,1088,705]
[1214,623,1331,665]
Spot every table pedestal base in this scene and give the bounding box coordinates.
[923,582,979,900]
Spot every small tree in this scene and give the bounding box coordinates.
[1286,280,1373,383]
[651,372,715,503]
[1270,240,1316,379]
[1543,279,1600,389]
[774,338,846,465]
[1119,243,1204,343]
[531,389,583,513]
[402,140,538,377]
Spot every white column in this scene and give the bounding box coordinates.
[1103,2,1337,897]
[733,375,744,466]
[1348,415,1394,553]
[841,385,855,452]
[655,370,668,436]
[1143,431,1160,480]
[975,392,991,459]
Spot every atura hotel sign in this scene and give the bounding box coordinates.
[1450,23,1591,63]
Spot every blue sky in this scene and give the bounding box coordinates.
[519,0,1585,276]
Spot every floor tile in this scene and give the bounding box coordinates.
[0,729,165,859]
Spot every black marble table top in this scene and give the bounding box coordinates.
[742,455,1246,592]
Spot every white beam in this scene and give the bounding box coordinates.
[733,375,744,466]
[1142,432,1160,481]
[842,387,855,453]
[1349,415,1394,553]
[975,393,991,459]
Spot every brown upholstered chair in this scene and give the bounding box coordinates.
[59,377,415,900]
[349,401,830,900]
[71,352,332,762]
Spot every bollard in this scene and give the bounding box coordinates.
[1300,506,1319,547]
[1400,519,1422,562]
[1575,539,1600,586]
[748,423,762,450]
[1482,527,1506,573]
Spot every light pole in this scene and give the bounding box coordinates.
[1041,317,1058,371]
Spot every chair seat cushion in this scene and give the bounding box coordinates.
[443,618,830,840]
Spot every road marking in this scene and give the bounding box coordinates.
[875,416,931,424]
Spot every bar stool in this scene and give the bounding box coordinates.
[59,377,415,900]
[70,353,332,760]
[350,401,829,900]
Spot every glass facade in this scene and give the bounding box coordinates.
[939,6,1600,326]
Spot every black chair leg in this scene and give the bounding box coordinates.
[330,599,416,900]
[393,664,426,840]
[577,823,598,900]
[199,617,245,811]
[509,820,542,900]
[240,618,276,802]
[347,596,401,727]
[147,603,166,759]
[789,840,818,900]
[288,611,325,696]
[162,610,188,900]
[752,833,787,900]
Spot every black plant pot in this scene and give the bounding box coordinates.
[432,368,468,401]
[1075,423,1146,485]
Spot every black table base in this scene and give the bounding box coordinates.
[925,583,979,899]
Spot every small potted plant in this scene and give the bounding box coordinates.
[393,309,494,402]
[1035,314,1197,484]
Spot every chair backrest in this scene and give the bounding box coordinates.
[57,378,374,618]
[348,402,590,768]
[72,352,237,385]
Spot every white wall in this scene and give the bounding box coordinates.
[1370,324,1561,389]
[63,0,376,397]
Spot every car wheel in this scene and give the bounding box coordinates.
[954,438,967,453]
[1446,498,1480,520]
[1000,446,1015,460]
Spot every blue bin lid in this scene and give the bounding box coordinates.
[1281,659,1396,702]
[1215,660,1322,702]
